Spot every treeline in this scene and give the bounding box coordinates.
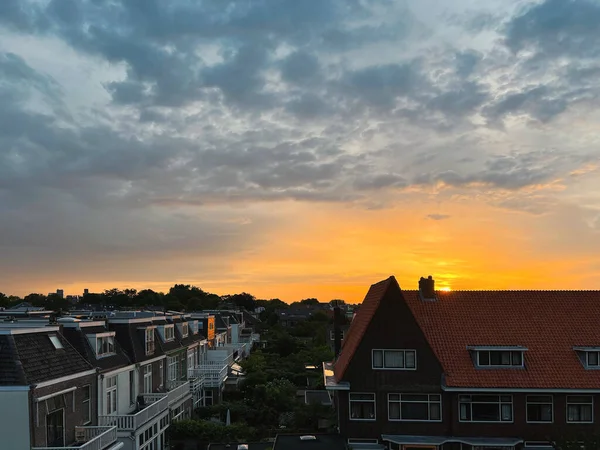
[0,284,276,313]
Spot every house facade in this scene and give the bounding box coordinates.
[0,325,120,450]
[325,276,600,450]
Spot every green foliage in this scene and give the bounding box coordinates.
[24,293,47,307]
[224,292,257,311]
[552,434,600,450]
[169,419,257,442]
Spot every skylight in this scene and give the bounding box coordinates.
[49,335,63,349]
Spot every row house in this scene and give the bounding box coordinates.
[0,324,120,450]
[59,311,209,450]
[325,276,600,450]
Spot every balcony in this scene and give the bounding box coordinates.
[167,380,192,406]
[197,359,230,387]
[32,426,117,450]
[188,367,206,387]
[98,394,168,431]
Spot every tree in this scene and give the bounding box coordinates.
[226,292,257,311]
[47,293,70,311]
[24,293,47,307]
[300,298,320,306]
[0,293,8,309]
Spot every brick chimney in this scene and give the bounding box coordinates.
[419,275,436,301]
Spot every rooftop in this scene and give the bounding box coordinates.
[333,276,600,389]
[273,434,346,450]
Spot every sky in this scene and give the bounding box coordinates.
[1,0,599,303]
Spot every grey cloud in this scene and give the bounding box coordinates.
[426,214,451,221]
[505,0,600,59]
[483,85,568,124]
[353,173,408,191]
[414,150,585,190]
[280,51,321,84]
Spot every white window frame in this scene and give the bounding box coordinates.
[82,385,91,425]
[477,350,524,368]
[388,393,442,422]
[182,322,189,338]
[349,392,376,421]
[458,394,513,423]
[526,395,553,423]
[164,325,175,342]
[145,328,155,355]
[372,349,417,370]
[96,336,115,357]
[168,357,178,382]
[566,395,594,424]
[143,365,152,394]
[106,376,118,415]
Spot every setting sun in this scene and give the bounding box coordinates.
[439,286,452,292]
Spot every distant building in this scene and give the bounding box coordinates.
[56,289,64,298]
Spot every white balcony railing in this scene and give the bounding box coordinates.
[167,380,191,406]
[98,394,168,431]
[188,367,206,388]
[197,358,230,387]
[32,426,117,450]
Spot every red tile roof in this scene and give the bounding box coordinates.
[333,276,396,381]
[402,289,600,389]
[335,276,600,389]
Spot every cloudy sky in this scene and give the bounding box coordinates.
[1,0,599,302]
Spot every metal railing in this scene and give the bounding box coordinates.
[167,380,191,406]
[188,367,206,387]
[32,426,117,450]
[98,394,168,431]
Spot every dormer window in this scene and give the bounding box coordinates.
[86,331,116,357]
[145,328,155,355]
[468,346,526,368]
[182,322,189,338]
[97,336,115,357]
[573,347,600,369]
[164,325,175,341]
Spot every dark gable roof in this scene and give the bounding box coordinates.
[110,322,165,363]
[214,315,228,330]
[403,289,600,389]
[61,326,132,373]
[0,331,94,385]
[0,335,27,385]
[333,276,395,380]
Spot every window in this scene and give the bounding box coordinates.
[49,335,63,349]
[182,323,189,338]
[143,365,152,394]
[388,394,441,421]
[329,330,345,340]
[349,393,376,421]
[164,326,175,341]
[129,371,136,405]
[188,350,195,375]
[527,395,553,423]
[372,349,416,370]
[459,395,513,422]
[168,357,178,382]
[567,395,593,423]
[97,336,115,357]
[145,328,155,355]
[106,376,117,415]
[477,350,523,367]
[82,385,91,424]
[586,351,600,367]
[159,361,164,388]
[46,394,66,413]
